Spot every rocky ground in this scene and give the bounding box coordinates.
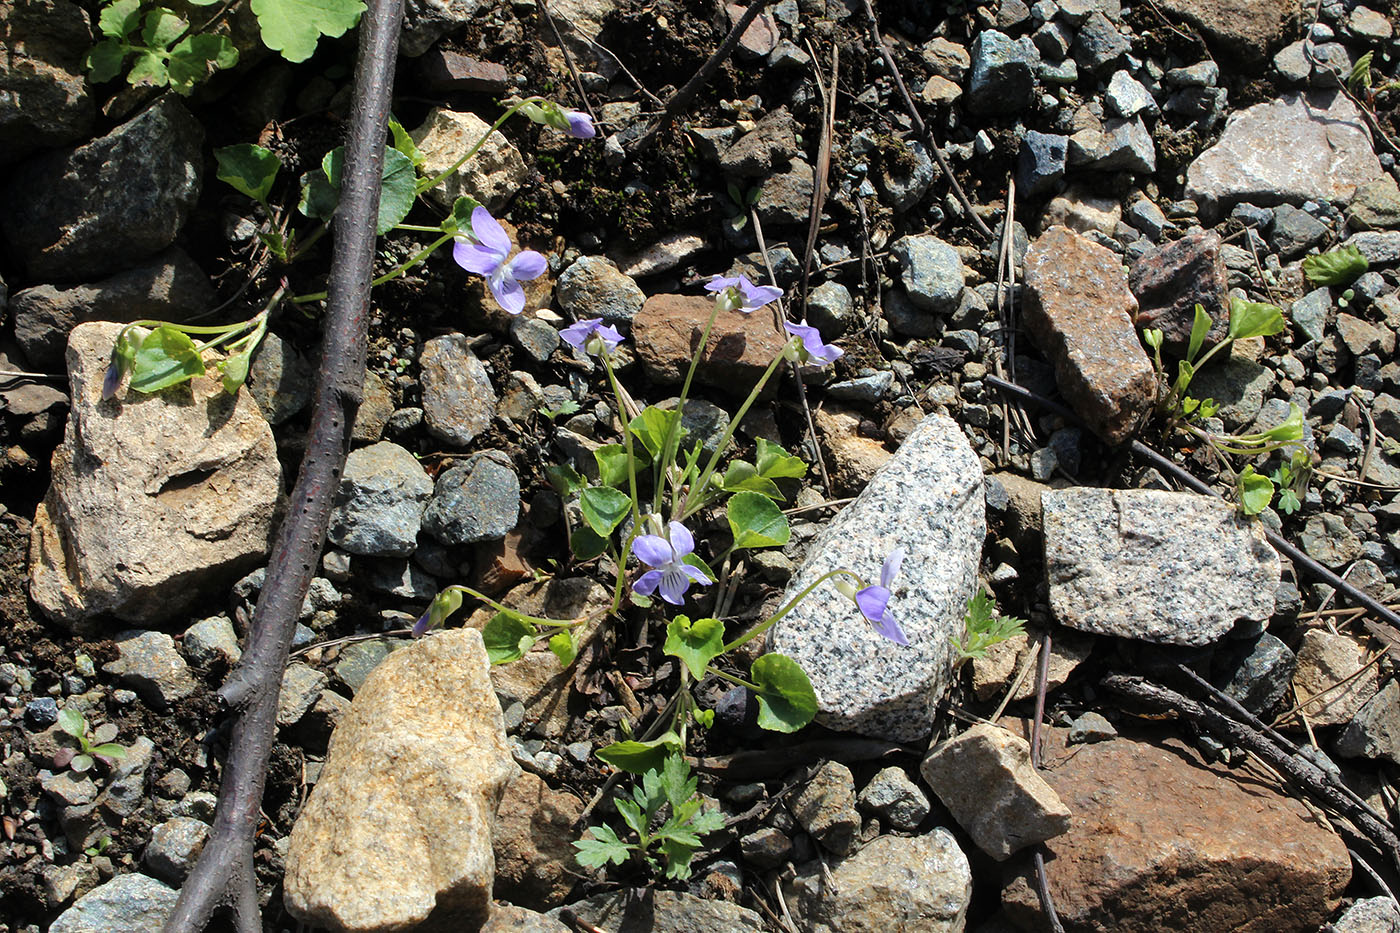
[4,0,1400,931]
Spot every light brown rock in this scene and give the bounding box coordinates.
[1289,629,1381,729]
[1022,226,1158,445]
[1156,0,1297,68]
[1000,721,1350,933]
[284,629,519,932]
[970,628,1093,703]
[29,322,281,629]
[632,294,790,398]
[812,404,893,496]
[411,108,527,212]
[481,904,570,932]
[493,771,583,909]
[920,723,1071,860]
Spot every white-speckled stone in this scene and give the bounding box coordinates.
[772,411,984,741]
[1043,488,1280,645]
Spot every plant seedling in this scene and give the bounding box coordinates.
[54,707,128,774]
[952,589,1027,664]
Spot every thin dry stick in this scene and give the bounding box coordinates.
[799,42,839,312]
[1028,627,1065,932]
[857,0,992,241]
[536,0,598,125]
[990,640,1042,724]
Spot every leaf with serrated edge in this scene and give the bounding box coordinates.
[250,0,364,63]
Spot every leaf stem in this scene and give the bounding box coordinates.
[721,567,859,653]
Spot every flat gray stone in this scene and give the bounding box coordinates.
[421,334,497,447]
[892,235,965,314]
[328,442,434,557]
[144,816,209,884]
[50,874,177,933]
[1337,679,1400,766]
[103,630,198,708]
[555,890,766,933]
[772,412,984,741]
[556,256,645,327]
[422,450,520,545]
[1044,488,1280,645]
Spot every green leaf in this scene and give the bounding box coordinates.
[57,707,85,739]
[129,325,206,393]
[721,461,782,499]
[215,144,282,203]
[91,722,118,744]
[70,754,95,774]
[481,613,537,665]
[1172,358,1196,398]
[658,838,700,880]
[1257,403,1304,445]
[127,49,169,87]
[594,444,632,489]
[86,40,128,82]
[294,145,414,233]
[755,438,807,479]
[659,752,697,808]
[375,146,417,235]
[1303,245,1369,287]
[749,653,817,733]
[1226,297,1287,341]
[90,743,127,759]
[250,0,365,63]
[142,8,187,48]
[726,491,790,550]
[580,486,631,537]
[1187,303,1212,363]
[614,796,648,837]
[419,587,464,633]
[596,731,684,774]
[167,34,239,93]
[663,615,725,680]
[389,117,425,168]
[298,167,339,220]
[545,463,586,498]
[570,526,608,561]
[99,0,143,38]
[1277,487,1301,514]
[629,406,685,459]
[1143,328,1163,352]
[573,825,632,868]
[1350,51,1375,91]
[1238,466,1275,516]
[441,194,482,234]
[547,630,577,666]
[217,349,252,394]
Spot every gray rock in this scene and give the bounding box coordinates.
[1129,232,1227,353]
[1300,512,1363,569]
[787,831,972,933]
[1085,117,1156,173]
[328,442,434,557]
[719,108,799,177]
[0,0,94,166]
[423,450,521,545]
[827,372,893,404]
[12,248,217,371]
[613,232,708,278]
[1336,679,1400,765]
[278,662,329,728]
[921,722,1072,859]
[1186,91,1383,218]
[967,31,1040,114]
[1166,61,1219,86]
[1,98,203,281]
[1271,203,1329,259]
[353,370,396,443]
[1067,711,1117,743]
[144,816,209,884]
[856,766,930,831]
[882,286,942,338]
[42,771,97,807]
[361,556,439,599]
[1293,629,1379,727]
[740,827,793,868]
[49,874,178,933]
[756,158,814,226]
[182,616,242,667]
[1043,488,1280,645]
[103,630,198,708]
[334,640,400,694]
[922,37,971,82]
[878,140,935,212]
[1333,896,1400,933]
[892,235,966,314]
[400,0,483,57]
[1105,70,1157,117]
[556,256,645,327]
[1188,356,1272,429]
[247,331,314,426]
[807,281,855,336]
[1073,11,1131,74]
[772,412,983,741]
[510,317,560,364]
[1345,231,1400,266]
[1016,131,1068,199]
[1292,287,1331,343]
[1216,632,1296,716]
[554,890,766,933]
[790,761,861,855]
[1347,177,1400,230]
[172,790,218,822]
[421,333,497,447]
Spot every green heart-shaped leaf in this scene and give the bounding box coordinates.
[750,653,816,733]
[663,615,725,680]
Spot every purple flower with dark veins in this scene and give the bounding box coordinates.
[705,274,783,314]
[453,206,547,315]
[784,320,844,366]
[632,521,712,605]
[560,317,624,355]
[854,548,910,646]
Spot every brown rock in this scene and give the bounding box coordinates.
[1155,0,1298,68]
[1288,629,1381,729]
[725,2,778,57]
[1000,721,1350,932]
[970,627,1093,703]
[1022,226,1158,445]
[1336,313,1393,358]
[493,772,583,910]
[812,404,893,496]
[632,294,789,398]
[718,107,799,178]
[1129,232,1229,355]
[481,904,569,932]
[417,49,511,94]
[284,629,518,933]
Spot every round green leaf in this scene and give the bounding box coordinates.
[482,613,537,665]
[215,144,281,203]
[750,653,817,733]
[580,486,631,537]
[596,731,684,774]
[129,325,206,393]
[726,491,790,550]
[86,40,127,83]
[663,615,725,681]
[1237,467,1275,516]
[548,630,578,666]
[57,706,85,739]
[570,526,608,561]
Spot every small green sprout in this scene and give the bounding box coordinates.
[574,752,725,881]
[54,707,128,774]
[538,399,581,421]
[952,589,1027,665]
[1303,245,1369,288]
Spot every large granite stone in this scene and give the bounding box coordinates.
[29,323,281,629]
[1043,488,1280,645]
[772,411,984,741]
[284,629,518,932]
[1022,226,1158,445]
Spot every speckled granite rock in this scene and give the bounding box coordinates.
[787,830,972,933]
[284,629,518,932]
[1043,488,1280,645]
[1022,226,1158,445]
[772,411,984,741]
[1333,896,1400,933]
[920,722,1071,859]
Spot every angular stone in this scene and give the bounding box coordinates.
[493,771,582,910]
[756,158,814,226]
[920,722,1071,859]
[277,662,328,728]
[1188,355,1271,429]
[246,331,314,426]
[143,816,209,884]
[1186,91,1383,218]
[556,256,645,327]
[0,0,94,166]
[29,323,281,629]
[1347,177,1400,231]
[1129,231,1229,354]
[1044,488,1280,645]
[1022,226,1157,445]
[416,48,510,93]
[103,630,198,708]
[554,890,766,933]
[1335,897,1400,933]
[856,766,930,832]
[1291,629,1380,729]
[329,442,434,557]
[1156,0,1297,68]
[421,333,498,447]
[632,294,788,398]
[1,98,203,281]
[1336,679,1400,765]
[1084,116,1156,173]
[787,831,972,933]
[1001,722,1350,933]
[411,108,527,212]
[285,629,518,932]
[790,761,861,856]
[772,412,983,741]
[812,404,893,496]
[49,874,178,933]
[967,30,1039,114]
[1073,11,1131,74]
[612,232,707,278]
[718,108,799,178]
[1016,131,1068,199]
[422,450,521,546]
[970,627,1093,703]
[892,234,966,314]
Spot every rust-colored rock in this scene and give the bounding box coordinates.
[1000,721,1350,933]
[1129,231,1229,355]
[1022,226,1157,445]
[493,771,583,910]
[632,294,790,398]
[1155,0,1297,68]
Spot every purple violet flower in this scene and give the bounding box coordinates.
[854,548,910,646]
[784,320,844,366]
[560,317,624,355]
[101,361,124,400]
[632,521,712,605]
[564,110,597,139]
[705,274,783,314]
[453,206,547,315]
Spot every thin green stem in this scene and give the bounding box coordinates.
[710,668,758,691]
[291,232,455,303]
[393,223,446,232]
[441,584,585,629]
[721,568,860,654]
[417,97,544,194]
[656,299,723,516]
[603,352,641,531]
